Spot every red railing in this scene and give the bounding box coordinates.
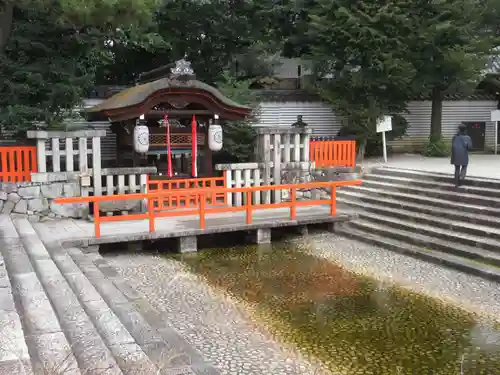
[54,179,362,238]
[147,174,227,210]
[0,146,38,182]
[310,140,356,168]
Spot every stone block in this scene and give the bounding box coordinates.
[298,225,308,236]
[13,200,28,214]
[0,311,30,362]
[99,200,142,213]
[40,183,63,199]
[0,183,17,194]
[0,201,3,213]
[177,236,197,253]
[0,287,16,311]
[49,201,88,218]
[27,197,49,213]
[62,183,80,197]
[17,186,40,199]
[252,228,271,244]
[11,273,62,334]
[7,193,20,204]
[26,332,79,375]
[0,191,7,201]
[2,201,15,214]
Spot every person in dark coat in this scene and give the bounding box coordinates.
[451,124,473,187]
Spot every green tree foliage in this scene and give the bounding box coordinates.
[213,73,259,163]
[307,0,416,158]
[0,0,158,135]
[406,0,500,148]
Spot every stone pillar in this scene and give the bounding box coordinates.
[177,236,197,253]
[250,228,271,244]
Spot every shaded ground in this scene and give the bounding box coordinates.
[362,154,500,179]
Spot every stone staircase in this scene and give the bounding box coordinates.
[0,214,219,375]
[336,167,500,281]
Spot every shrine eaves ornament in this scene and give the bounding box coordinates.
[170,58,194,77]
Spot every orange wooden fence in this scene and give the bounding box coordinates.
[55,179,362,238]
[310,140,356,168]
[147,174,227,210]
[0,146,38,182]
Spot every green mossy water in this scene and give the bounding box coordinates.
[173,243,500,375]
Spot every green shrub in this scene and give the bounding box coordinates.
[423,137,450,157]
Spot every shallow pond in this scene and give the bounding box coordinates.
[173,241,500,375]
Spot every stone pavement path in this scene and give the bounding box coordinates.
[0,214,222,374]
[1,214,329,375]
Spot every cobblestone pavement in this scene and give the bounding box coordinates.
[292,232,500,322]
[102,251,330,375]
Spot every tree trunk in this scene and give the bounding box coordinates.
[430,87,443,142]
[0,1,14,53]
[356,138,367,163]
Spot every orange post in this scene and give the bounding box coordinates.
[198,193,206,229]
[330,184,337,216]
[94,202,101,238]
[245,191,252,224]
[290,188,297,220]
[148,196,155,232]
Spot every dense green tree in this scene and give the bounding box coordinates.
[307,0,416,158]
[406,0,500,154]
[0,0,158,135]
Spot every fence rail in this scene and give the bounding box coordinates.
[0,146,38,182]
[147,175,226,210]
[54,179,362,238]
[310,140,356,168]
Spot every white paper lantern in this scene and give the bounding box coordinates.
[133,125,150,153]
[208,124,223,151]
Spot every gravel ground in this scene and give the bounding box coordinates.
[292,232,500,323]
[103,252,330,375]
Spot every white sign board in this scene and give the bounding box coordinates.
[376,116,393,133]
[493,110,500,155]
[491,110,500,122]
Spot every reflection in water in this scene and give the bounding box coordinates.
[173,243,500,375]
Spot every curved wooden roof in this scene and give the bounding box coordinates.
[87,77,252,121]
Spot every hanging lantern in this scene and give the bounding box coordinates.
[208,114,223,151]
[133,119,150,153]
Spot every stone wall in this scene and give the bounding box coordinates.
[0,180,88,221]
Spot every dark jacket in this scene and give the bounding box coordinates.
[451,134,472,166]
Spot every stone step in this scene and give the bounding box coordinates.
[64,247,220,374]
[371,167,500,189]
[364,173,500,198]
[351,210,500,254]
[336,190,500,228]
[347,217,500,268]
[337,225,500,282]
[0,229,33,375]
[2,216,79,375]
[337,196,500,241]
[11,218,123,374]
[338,184,500,217]
[349,179,500,208]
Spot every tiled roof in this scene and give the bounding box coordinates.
[87,78,251,113]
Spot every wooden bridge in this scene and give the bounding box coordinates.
[54,179,362,252]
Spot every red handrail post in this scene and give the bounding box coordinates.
[245,191,252,224]
[198,192,206,229]
[148,196,155,233]
[290,187,297,220]
[330,183,337,216]
[94,202,101,238]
